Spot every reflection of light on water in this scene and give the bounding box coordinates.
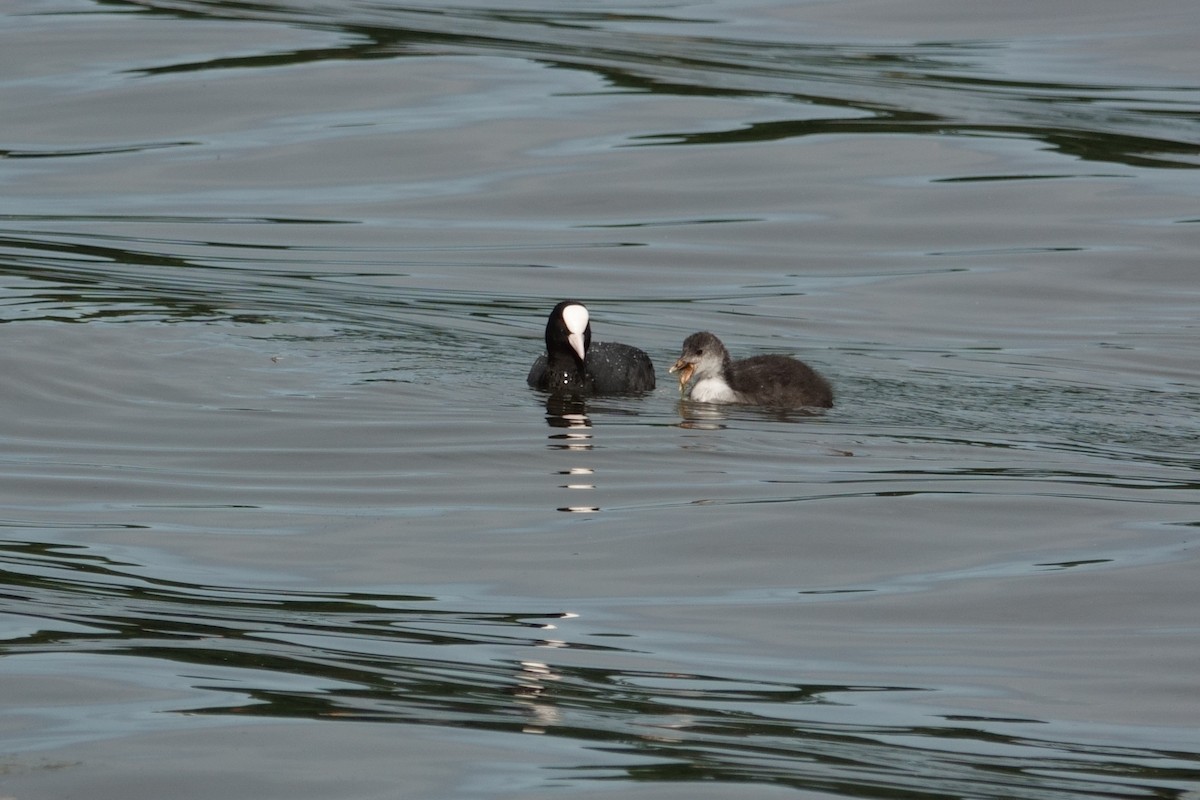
[557,461,596,507]
[514,660,563,733]
[548,432,592,451]
[633,715,698,743]
[559,467,595,489]
[549,413,592,449]
[545,400,598,510]
[557,462,597,504]
[676,401,728,430]
[513,613,578,733]
[678,419,724,430]
[517,660,558,688]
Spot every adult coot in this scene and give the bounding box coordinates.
[527,300,656,395]
[669,331,833,408]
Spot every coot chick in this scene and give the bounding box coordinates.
[669,331,833,408]
[527,301,656,395]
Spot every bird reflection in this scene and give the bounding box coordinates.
[544,396,599,512]
[510,611,577,733]
[513,659,563,733]
[675,399,728,430]
[559,466,595,490]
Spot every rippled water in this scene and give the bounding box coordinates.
[3,0,1199,797]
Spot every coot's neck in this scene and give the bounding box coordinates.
[718,351,734,378]
[706,348,734,383]
[547,347,586,375]
[544,353,594,393]
[544,332,591,390]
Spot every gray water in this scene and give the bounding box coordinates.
[2,1,1199,798]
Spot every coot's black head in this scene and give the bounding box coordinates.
[546,300,592,365]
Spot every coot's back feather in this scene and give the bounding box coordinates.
[728,354,832,407]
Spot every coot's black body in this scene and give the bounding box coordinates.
[669,331,833,408]
[527,301,656,395]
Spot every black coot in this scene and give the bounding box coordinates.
[669,331,833,408]
[527,300,656,395]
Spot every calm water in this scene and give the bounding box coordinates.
[2,0,1199,797]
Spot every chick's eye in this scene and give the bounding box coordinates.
[697,349,704,355]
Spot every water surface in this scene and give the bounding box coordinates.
[2,0,1199,797]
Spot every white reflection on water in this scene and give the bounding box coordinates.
[515,660,564,734]
[559,466,595,490]
[675,400,728,431]
[544,399,601,512]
